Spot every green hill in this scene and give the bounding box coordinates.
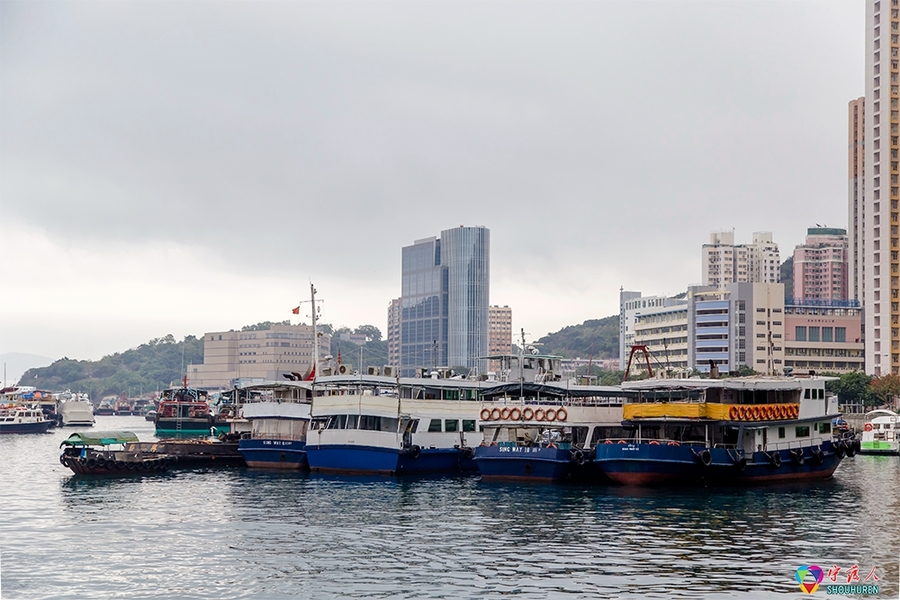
[536,315,619,359]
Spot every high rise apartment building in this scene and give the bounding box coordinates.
[398,226,490,376]
[864,0,899,374]
[387,298,401,367]
[619,291,687,369]
[488,305,512,356]
[849,97,865,304]
[701,231,780,287]
[792,227,850,302]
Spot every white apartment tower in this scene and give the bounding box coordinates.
[864,0,899,374]
[702,231,780,288]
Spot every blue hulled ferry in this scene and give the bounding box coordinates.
[592,376,854,485]
[235,381,313,469]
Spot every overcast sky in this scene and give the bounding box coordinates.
[1,0,864,364]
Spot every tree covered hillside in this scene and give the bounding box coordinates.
[536,315,619,359]
[20,335,203,399]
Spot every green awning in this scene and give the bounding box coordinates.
[60,431,140,447]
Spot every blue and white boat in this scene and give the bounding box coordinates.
[236,381,313,469]
[474,382,626,482]
[592,376,851,485]
[305,374,492,476]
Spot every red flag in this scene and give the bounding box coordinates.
[292,306,300,314]
[337,351,342,365]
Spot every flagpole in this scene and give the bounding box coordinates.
[311,282,319,384]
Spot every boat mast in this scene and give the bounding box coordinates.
[310,282,319,383]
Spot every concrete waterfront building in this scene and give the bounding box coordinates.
[792,227,850,302]
[783,299,864,374]
[849,97,865,304]
[387,298,401,367]
[187,323,330,389]
[632,304,690,374]
[619,291,687,369]
[398,226,490,376]
[687,282,785,375]
[701,231,780,288]
[488,305,512,371]
[864,0,899,374]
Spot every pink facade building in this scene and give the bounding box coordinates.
[783,302,863,374]
[792,227,849,302]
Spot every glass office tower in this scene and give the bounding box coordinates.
[442,226,490,373]
[399,226,490,376]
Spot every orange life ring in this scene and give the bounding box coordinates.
[480,408,491,421]
[792,405,800,418]
[649,440,660,445]
[738,406,748,420]
[668,441,680,446]
[751,406,761,420]
[556,408,567,421]
[522,407,534,420]
[766,406,774,420]
[510,407,522,420]
[618,439,628,444]
[547,443,557,449]
[604,440,614,444]
[500,407,511,420]
[534,408,546,421]
[545,408,557,422]
[729,406,740,420]
[864,422,874,432]
[775,405,783,419]
[490,408,502,420]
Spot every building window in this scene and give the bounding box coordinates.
[809,327,820,342]
[822,327,833,342]
[836,327,847,343]
[796,326,807,341]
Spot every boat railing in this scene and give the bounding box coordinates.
[597,438,707,447]
[250,432,302,441]
[493,440,573,450]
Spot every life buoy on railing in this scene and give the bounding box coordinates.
[604,440,614,444]
[618,439,628,444]
[500,407,511,420]
[547,443,557,449]
[668,441,680,446]
[545,408,557,422]
[649,440,660,445]
[864,423,874,432]
[729,406,740,420]
[480,408,491,421]
[752,406,761,420]
[510,407,522,420]
[490,408,502,420]
[792,405,800,418]
[534,408,546,422]
[556,408,567,421]
[767,406,775,420]
[738,406,748,420]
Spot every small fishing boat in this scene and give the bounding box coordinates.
[859,409,900,456]
[59,431,172,475]
[0,405,53,434]
[155,382,216,437]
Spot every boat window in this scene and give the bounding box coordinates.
[571,426,589,446]
[379,417,399,433]
[818,422,831,434]
[427,419,442,432]
[310,417,328,430]
[359,415,379,430]
[804,389,811,399]
[462,419,476,432]
[778,427,786,439]
[346,415,359,429]
[795,426,810,438]
[445,419,459,432]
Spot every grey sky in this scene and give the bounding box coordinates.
[1,1,863,362]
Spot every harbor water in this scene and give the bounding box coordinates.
[1,416,898,599]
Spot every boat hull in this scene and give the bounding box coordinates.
[155,417,215,437]
[474,444,596,482]
[859,441,900,456]
[60,453,171,475]
[239,439,308,469]
[0,421,53,434]
[594,441,843,486]
[306,444,476,476]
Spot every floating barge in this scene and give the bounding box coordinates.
[126,439,245,467]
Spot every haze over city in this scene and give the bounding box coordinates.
[2,1,863,366]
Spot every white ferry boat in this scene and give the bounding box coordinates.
[859,409,900,456]
[235,381,313,469]
[305,373,492,476]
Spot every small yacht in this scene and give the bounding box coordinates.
[0,405,53,434]
[58,391,95,427]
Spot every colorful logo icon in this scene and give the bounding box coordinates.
[795,565,825,594]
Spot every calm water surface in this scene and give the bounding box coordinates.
[1,416,898,599]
